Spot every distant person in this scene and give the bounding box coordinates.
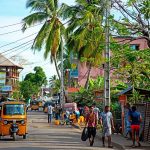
[125,103,132,139]
[100,106,115,148]
[86,106,97,146]
[92,103,100,124]
[47,105,53,123]
[55,106,60,120]
[78,106,84,116]
[129,106,142,148]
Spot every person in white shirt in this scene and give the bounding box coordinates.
[100,106,115,148]
[48,105,53,123]
[92,103,100,123]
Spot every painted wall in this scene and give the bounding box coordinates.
[78,37,149,86]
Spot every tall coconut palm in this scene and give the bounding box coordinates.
[61,0,105,89]
[22,0,66,80]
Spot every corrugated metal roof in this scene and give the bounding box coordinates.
[117,87,150,96]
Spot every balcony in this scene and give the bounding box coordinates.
[6,72,19,78]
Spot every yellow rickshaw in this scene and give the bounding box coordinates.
[30,101,39,111]
[0,101,27,141]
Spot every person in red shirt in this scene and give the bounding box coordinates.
[86,106,97,146]
[129,106,142,148]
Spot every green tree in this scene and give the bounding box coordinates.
[20,80,39,99]
[20,66,47,99]
[49,75,57,88]
[111,43,150,91]
[22,0,66,80]
[112,0,150,47]
[61,0,105,89]
[24,66,47,87]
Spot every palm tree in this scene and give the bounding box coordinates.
[22,0,66,80]
[49,75,57,88]
[61,0,105,89]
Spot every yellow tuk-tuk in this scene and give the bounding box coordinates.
[0,101,27,141]
[30,101,39,111]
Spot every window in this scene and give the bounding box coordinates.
[130,44,139,50]
[3,104,25,115]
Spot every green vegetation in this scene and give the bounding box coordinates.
[20,67,47,99]
[20,0,150,104]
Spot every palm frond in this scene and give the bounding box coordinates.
[32,22,48,51]
[22,12,48,31]
[26,0,48,12]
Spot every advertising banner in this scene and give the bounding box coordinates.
[0,72,6,89]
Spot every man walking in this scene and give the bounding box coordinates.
[86,106,97,146]
[100,106,115,148]
[48,104,53,123]
[129,106,142,148]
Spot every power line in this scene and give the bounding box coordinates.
[0,22,43,36]
[0,32,37,49]
[0,39,34,54]
[0,22,23,29]
[4,42,33,56]
[0,45,32,65]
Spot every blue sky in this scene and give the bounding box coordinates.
[0,0,75,17]
[0,0,75,80]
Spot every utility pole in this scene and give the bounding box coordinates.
[104,0,111,106]
[60,38,64,106]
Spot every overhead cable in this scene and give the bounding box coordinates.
[0,32,37,49]
[0,22,23,29]
[0,39,34,54]
[0,22,43,36]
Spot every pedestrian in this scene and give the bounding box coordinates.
[129,106,142,148]
[100,105,115,148]
[86,106,97,146]
[125,103,132,139]
[55,106,59,120]
[92,103,100,124]
[47,104,53,123]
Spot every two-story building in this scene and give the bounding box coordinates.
[0,54,23,97]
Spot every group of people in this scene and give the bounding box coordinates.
[85,105,114,147]
[85,103,142,148]
[47,105,62,123]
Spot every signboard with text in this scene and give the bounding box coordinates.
[1,85,12,92]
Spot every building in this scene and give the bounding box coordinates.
[77,37,149,86]
[0,54,23,97]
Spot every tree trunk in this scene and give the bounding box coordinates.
[53,55,61,81]
[84,63,92,90]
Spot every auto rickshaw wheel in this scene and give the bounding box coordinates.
[12,133,16,141]
[23,134,27,139]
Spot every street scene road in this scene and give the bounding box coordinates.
[0,110,118,150]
